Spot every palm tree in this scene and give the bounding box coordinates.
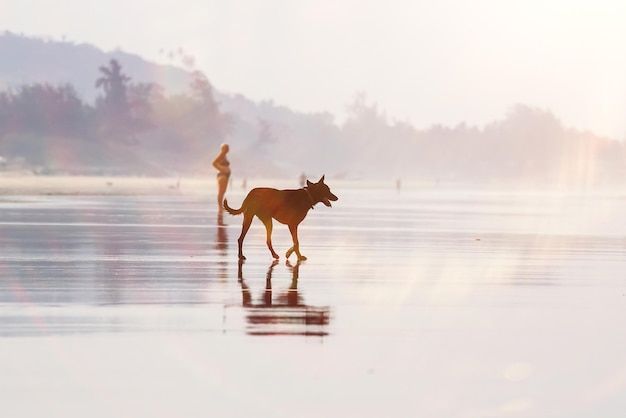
[95,59,131,110]
[95,59,132,141]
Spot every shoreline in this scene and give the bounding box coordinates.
[0,175,211,196]
[0,175,404,196]
[1,174,626,196]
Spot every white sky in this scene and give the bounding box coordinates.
[2,0,626,138]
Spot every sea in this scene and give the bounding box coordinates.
[1,184,625,417]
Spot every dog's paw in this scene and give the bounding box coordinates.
[285,248,294,258]
[271,252,279,259]
[298,255,307,261]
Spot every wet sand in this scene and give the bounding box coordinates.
[1,183,626,417]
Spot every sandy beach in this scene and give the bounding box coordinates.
[0,174,217,195]
[1,180,625,417]
[0,174,397,195]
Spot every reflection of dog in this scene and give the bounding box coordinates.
[237,259,329,337]
[238,259,301,307]
[224,176,338,260]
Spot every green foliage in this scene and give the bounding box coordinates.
[188,70,231,140]
[95,59,135,143]
[1,32,624,183]
[0,83,93,138]
[341,100,626,184]
[0,59,232,172]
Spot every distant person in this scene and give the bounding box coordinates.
[212,143,231,215]
[299,172,307,187]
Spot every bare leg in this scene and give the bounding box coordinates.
[216,175,229,214]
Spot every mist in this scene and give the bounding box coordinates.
[1,32,625,188]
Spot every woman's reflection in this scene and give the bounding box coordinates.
[215,220,228,255]
[237,260,330,336]
[214,219,229,281]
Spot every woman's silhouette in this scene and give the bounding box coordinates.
[212,143,230,219]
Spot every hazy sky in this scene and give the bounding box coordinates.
[3,0,626,138]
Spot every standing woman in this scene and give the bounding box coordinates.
[212,143,231,215]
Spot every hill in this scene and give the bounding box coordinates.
[0,32,190,101]
[0,31,344,180]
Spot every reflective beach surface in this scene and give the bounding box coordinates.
[1,187,626,417]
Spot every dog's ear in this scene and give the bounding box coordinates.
[306,179,313,187]
[319,175,325,183]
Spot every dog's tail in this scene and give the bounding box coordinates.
[223,199,243,215]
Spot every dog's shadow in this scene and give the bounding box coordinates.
[237,259,330,337]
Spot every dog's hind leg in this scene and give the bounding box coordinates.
[259,215,279,259]
[237,213,254,260]
[286,224,307,261]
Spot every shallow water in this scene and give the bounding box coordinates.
[1,187,626,417]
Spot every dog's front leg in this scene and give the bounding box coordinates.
[286,224,307,261]
[260,217,279,259]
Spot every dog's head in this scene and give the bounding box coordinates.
[306,175,338,207]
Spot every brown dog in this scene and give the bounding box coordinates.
[223,175,338,260]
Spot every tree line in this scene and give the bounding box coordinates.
[0,59,230,148]
[340,95,626,185]
[1,56,624,184]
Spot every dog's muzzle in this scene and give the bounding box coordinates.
[322,193,338,207]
